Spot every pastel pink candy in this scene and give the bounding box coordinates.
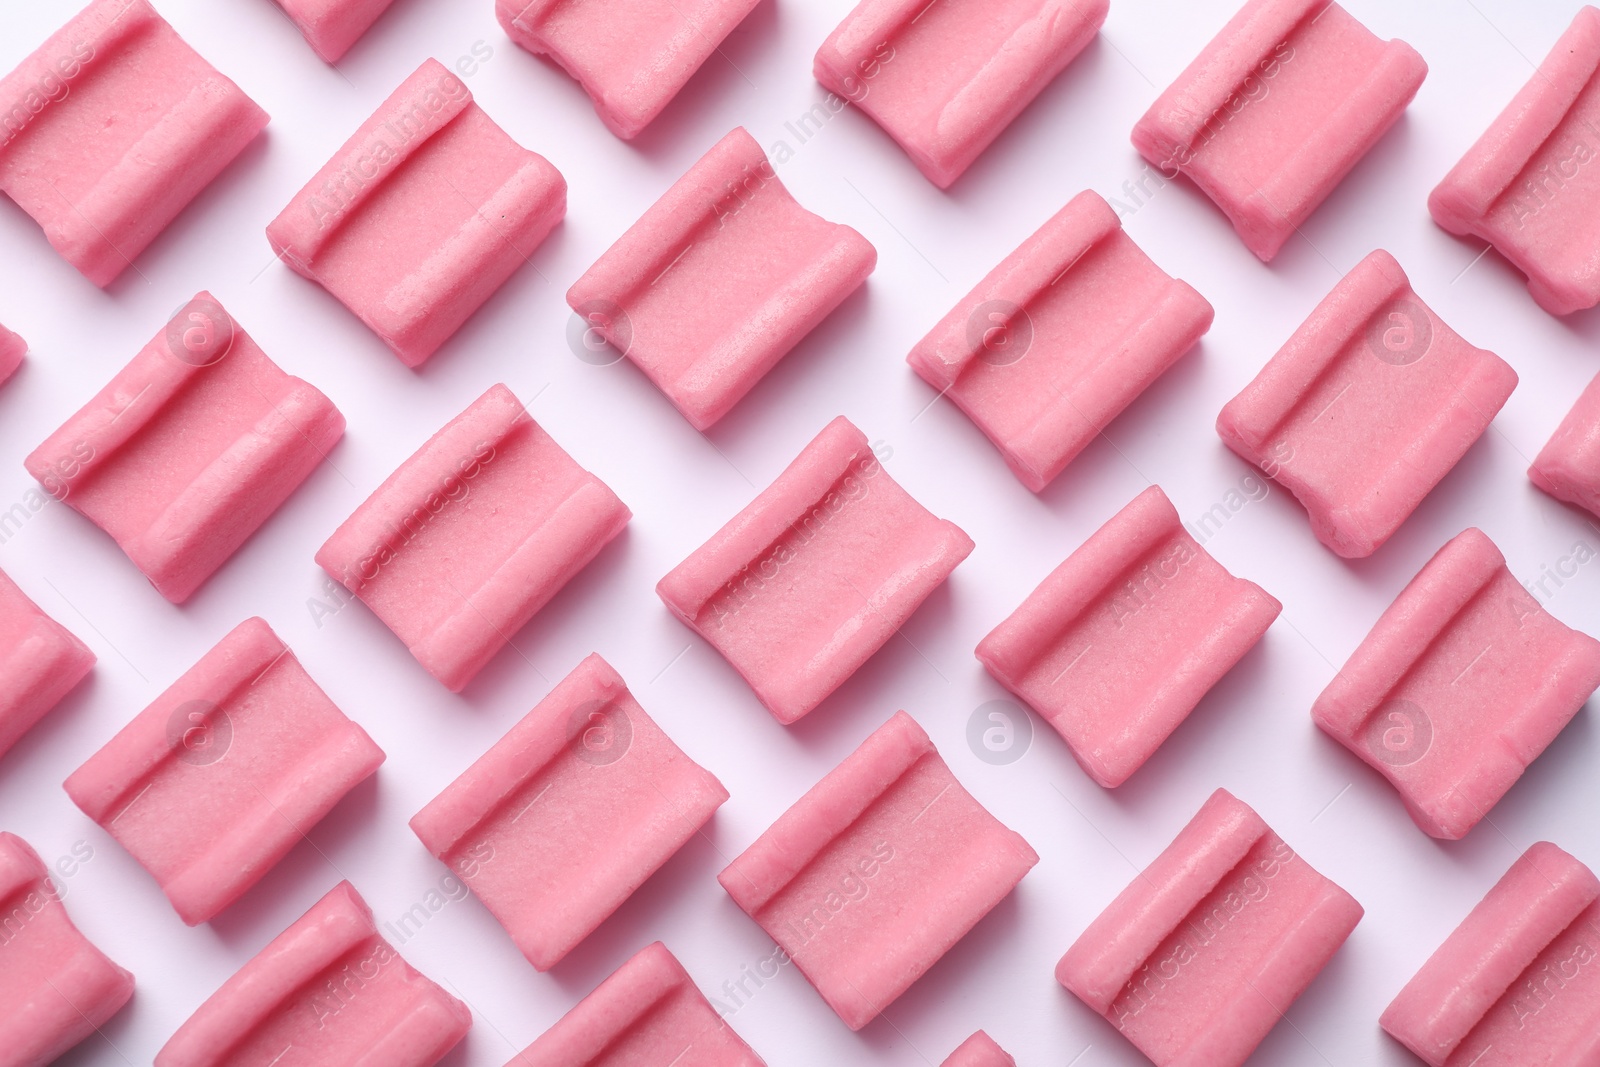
[0,832,133,1067]
[1057,788,1363,1067]
[658,417,971,723]
[910,189,1210,492]
[318,383,630,692]
[410,654,727,970]
[64,617,384,925]
[1133,0,1426,261]
[0,0,267,286]
[1430,7,1600,315]
[273,0,399,63]
[508,941,763,1065]
[24,292,344,603]
[815,0,1107,188]
[1217,250,1517,558]
[0,321,23,385]
[719,711,1038,1030]
[568,128,875,430]
[157,881,470,1067]
[268,59,565,367]
[943,1030,1015,1067]
[1381,841,1600,1066]
[0,566,94,761]
[977,485,1280,788]
[1530,367,1600,519]
[497,0,762,139]
[1313,528,1600,840]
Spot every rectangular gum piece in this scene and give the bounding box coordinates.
[0,831,134,1067]
[156,880,471,1067]
[0,566,94,761]
[1216,250,1518,558]
[567,128,875,430]
[317,383,630,692]
[496,0,762,139]
[1381,841,1600,1066]
[24,292,345,603]
[63,617,385,925]
[976,485,1281,788]
[0,321,23,384]
[657,417,972,723]
[1312,528,1600,840]
[1429,7,1600,316]
[908,190,1213,492]
[1132,0,1426,261]
[410,654,728,971]
[1056,788,1363,1067]
[719,711,1038,1030]
[943,1030,1015,1066]
[0,0,268,286]
[267,59,566,367]
[506,941,764,1065]
[273,0,399,63]
[1530,368,1600,518]
[814,0,1108,188]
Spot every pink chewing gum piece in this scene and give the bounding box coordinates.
[505,941,764,1065]
[943,1030,1015,1067]
[1132,0,1425,261]
[272,0,399,63]
[410,654,727,971]
[63,618,385,925]
[497,0,762,140]
[0,0,268,287]
[317,384,630,692]
[658,417,972,723]
[1430,8,1600,316]
[0,566,94,761]
[156,881,470,1067]
[976,485,1281,788]
[267,59,565,367]
[719,711,1039,1030]
[1381,842,1600,1067]
[567,128,875,431]
[815,0,1108,188]
[0,832,133,1067]
[1057,788,1363,1067]
[0,322,23,385]
[1312,528,1600,840]
[1530,368,1600,518]
[1217,250,1517,558]
[23,292,344,604]
[908,190,1213,492]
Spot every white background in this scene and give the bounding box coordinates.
[1,0,1596,1064]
